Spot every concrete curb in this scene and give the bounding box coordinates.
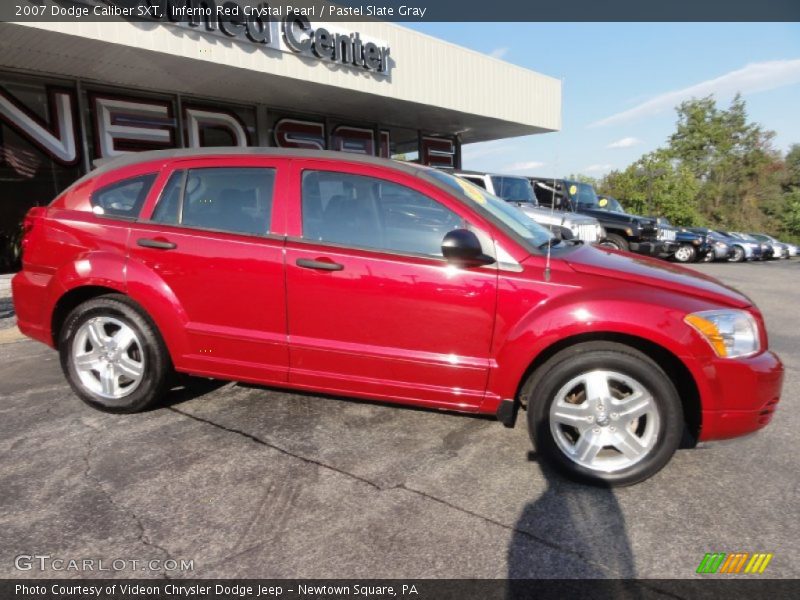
[0,274,12,300]
[0,327,25,344]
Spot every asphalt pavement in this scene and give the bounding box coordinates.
[0,260,798,580]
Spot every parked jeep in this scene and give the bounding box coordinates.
[653,217,713,263]
[530,179,677,256]
[592,195,703,262]
[595,194,683,258]
[453,171,605,244]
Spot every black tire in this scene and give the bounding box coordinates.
[701,250,715,263]
[58,294,172,413]
[730,245,746,263]
[600,233,629,252]
[523,342,683,487]
[672,244,696,263]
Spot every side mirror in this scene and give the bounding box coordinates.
[441,229,495,267]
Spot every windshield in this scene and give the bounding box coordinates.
[566,181,601,209]
[490,176,537,204]
[427,170,554,249]
[596,196,625,213]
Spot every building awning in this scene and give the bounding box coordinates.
[0,19,561,144]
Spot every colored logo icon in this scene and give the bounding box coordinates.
[697,552,774,574]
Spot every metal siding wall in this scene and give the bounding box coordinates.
[6,20,561,132]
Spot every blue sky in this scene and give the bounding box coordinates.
[406,23,800,178]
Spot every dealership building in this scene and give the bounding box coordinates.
[0,3,561,270]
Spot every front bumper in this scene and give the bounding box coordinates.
[630,240,677,255]
[712,244,732,260]
[699,350,784,441]
[696,242,714,259]
[748,246,763,260]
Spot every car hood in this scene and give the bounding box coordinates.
[580,208,651,225]
[562,244,752,308]
[515,204,598,225]
[725,238,758,249]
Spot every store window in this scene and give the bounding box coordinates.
[0,75,82,271]
[87,90,178,159]
[182,103,256,148]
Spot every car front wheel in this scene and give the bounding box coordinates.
[599,233,629,252]
[673,244,696,263]
[730,245,746,263]
[59,294,172,413]
[524,342,683,486]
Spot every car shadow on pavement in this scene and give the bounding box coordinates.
[155,376,230,410]
[235,380,502,423]
[506,453,644,599]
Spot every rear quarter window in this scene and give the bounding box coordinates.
[91,174,156,219]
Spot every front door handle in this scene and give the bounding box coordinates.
[137,238,177,250]
[296,258,344,271]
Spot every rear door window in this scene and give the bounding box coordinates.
[149,167,275,235]
[91,174,156,219]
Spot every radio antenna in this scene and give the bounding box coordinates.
[544,97,562,283]
[544,177,556,282]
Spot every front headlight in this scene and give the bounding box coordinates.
[684,310,761,358]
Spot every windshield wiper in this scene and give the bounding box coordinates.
[538,237,559,250]
[538,237,583,250]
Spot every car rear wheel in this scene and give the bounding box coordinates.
[600,233,629,252]
[524,342,683,486]
[730,245,746,263]
[59,294,172,413]
[673,244,696,263]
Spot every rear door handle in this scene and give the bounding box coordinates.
[296,258,344,271]
[137,238,177,250]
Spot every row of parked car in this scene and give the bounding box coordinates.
[451,170,799,263]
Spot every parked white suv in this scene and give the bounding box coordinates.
[453,171,606,244]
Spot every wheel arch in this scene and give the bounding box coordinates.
[515,331,701,444]
[51,287,177,369]
[51,285,121,346]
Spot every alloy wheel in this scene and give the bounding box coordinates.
[71,316,145,401]
[674,245,694,263]
[549,370,660,473]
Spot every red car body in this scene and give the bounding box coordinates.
[12,149,782,442]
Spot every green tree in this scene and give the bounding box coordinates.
[565,173,600,187]
[666,94,782,229]
[784,144,800,188]
[783,188,800,237]
[598,150,700,225]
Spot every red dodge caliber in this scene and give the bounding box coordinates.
[12,149,783,485]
